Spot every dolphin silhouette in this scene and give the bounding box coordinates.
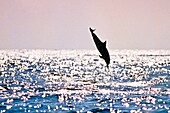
[89,27,110,68]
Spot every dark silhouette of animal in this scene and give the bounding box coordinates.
[89,27,110,68]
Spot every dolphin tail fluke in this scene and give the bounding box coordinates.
[89,27,96,33]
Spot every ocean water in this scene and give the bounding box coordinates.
[0,49,170,113]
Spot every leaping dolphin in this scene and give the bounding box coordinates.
[89,27,110,68]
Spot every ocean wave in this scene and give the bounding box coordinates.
[0,50,170,112]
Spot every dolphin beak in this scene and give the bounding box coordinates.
[106,65,110,72]
[107,65,109,69]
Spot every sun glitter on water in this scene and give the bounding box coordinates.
[0,49,170,112]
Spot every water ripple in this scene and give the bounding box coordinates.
[0,50,170,112]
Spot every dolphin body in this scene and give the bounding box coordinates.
[89,27,110,68]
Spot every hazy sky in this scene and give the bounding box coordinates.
[0,0,170,49]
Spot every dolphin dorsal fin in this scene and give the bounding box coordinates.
[103,41,106,46]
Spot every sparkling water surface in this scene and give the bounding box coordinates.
[0,49,170,113]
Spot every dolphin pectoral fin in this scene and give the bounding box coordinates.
[103,41,106,47]
[99,55,103,59]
